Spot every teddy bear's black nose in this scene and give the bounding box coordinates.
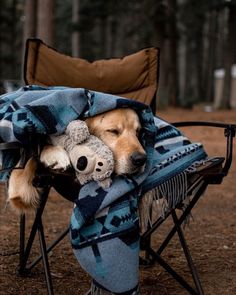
[77,156,88,171]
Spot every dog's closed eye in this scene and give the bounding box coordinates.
[106,129,120,136]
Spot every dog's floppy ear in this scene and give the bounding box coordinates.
[85,116,104,137]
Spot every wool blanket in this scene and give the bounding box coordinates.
[0,86,207,294]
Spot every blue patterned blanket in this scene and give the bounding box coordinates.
[0,86,207,294]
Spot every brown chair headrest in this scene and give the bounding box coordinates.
[24,38,159,106]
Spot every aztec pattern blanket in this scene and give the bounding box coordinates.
[0,86,207,294]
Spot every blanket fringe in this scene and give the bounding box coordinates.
[87,282,140,295]
[139,171,188,233]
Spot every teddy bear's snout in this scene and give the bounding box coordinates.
[77,156,88,171]
[95,162,105,173]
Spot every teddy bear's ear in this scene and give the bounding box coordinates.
[66,120,90,144]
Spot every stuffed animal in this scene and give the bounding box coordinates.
[50,120,114,188]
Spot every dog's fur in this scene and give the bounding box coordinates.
[8,108,146,211]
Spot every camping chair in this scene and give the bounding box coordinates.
[2,38,235,295]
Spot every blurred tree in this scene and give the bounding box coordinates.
[23,0,37,44]
[179,0,208,107]
[0,0,24,88]
[54,0,71,55]
[72,0,80,57]
[220,1,236,109]
[204,7,219,104]
[1,0,235,104]
[37,0,54,46]
[166,0,178,106]
[146,0,178,107]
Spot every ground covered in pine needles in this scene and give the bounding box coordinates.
[1,107,236,295]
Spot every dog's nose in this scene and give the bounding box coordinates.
[130,152,147,167]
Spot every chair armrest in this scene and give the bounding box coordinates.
[171,121,236,176]
[0,142,23,150]
[172,121,236,129]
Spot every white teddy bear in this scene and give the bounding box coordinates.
[49,120,114,189]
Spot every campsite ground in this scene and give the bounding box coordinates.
[0,107,236,295]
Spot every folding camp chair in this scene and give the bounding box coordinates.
[1,38,235,295]
[140,121,235,295]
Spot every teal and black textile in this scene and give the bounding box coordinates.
[0,86,207,294]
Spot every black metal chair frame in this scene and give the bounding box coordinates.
[0,120,231,295]
[140,122,235,295]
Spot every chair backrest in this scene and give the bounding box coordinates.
[24,38,160,110]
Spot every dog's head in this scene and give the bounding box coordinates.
[86,108,146,175]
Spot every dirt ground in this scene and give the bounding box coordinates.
[0,107,236,295]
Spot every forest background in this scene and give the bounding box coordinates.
[0,0,236,109]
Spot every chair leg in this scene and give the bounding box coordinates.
[142,178,207,254]
[38,218,54,295]
[19,213,25,268]
[144,205,153,262]
[28,226,69,271]
[146,245,199,295]
[140,181,208,294]
[156,183,205,256]
[18,188,55,295]
[18,189,49,274]
[172,210,204,295]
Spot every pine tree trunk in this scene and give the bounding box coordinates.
[155,26,169,109]
[220,5,236,109]
[99,16,108,58]
[183,24,204,107]
[204,10,218,103]
[0,4,3,85]
[23,0,37,43]
[107,15,117,57]
[22,0,37,68]
[72,0,80,57]
[166,0,178,106]
[37,0,54,46]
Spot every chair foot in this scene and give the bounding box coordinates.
[17,266,31,277]
[139,256,155,267]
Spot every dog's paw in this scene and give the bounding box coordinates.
[40,146,71,170]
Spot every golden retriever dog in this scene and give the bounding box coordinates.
[8,108,146,211]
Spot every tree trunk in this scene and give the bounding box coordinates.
[0,3,3,85]
[99,16,108,58]
[184,39,196,107]
[204,10,218,103]
[9,0,17,79]
[106,15,117,57]
[37,0,54,46]
[220,5,236,109]
[155,25,169,109]
[183,23,205,107]
[72,0,80,57]
[23,0,37,44]
[166,0,178,106]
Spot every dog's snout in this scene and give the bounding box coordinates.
[77,156,88,171]
[130,152,147,167]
